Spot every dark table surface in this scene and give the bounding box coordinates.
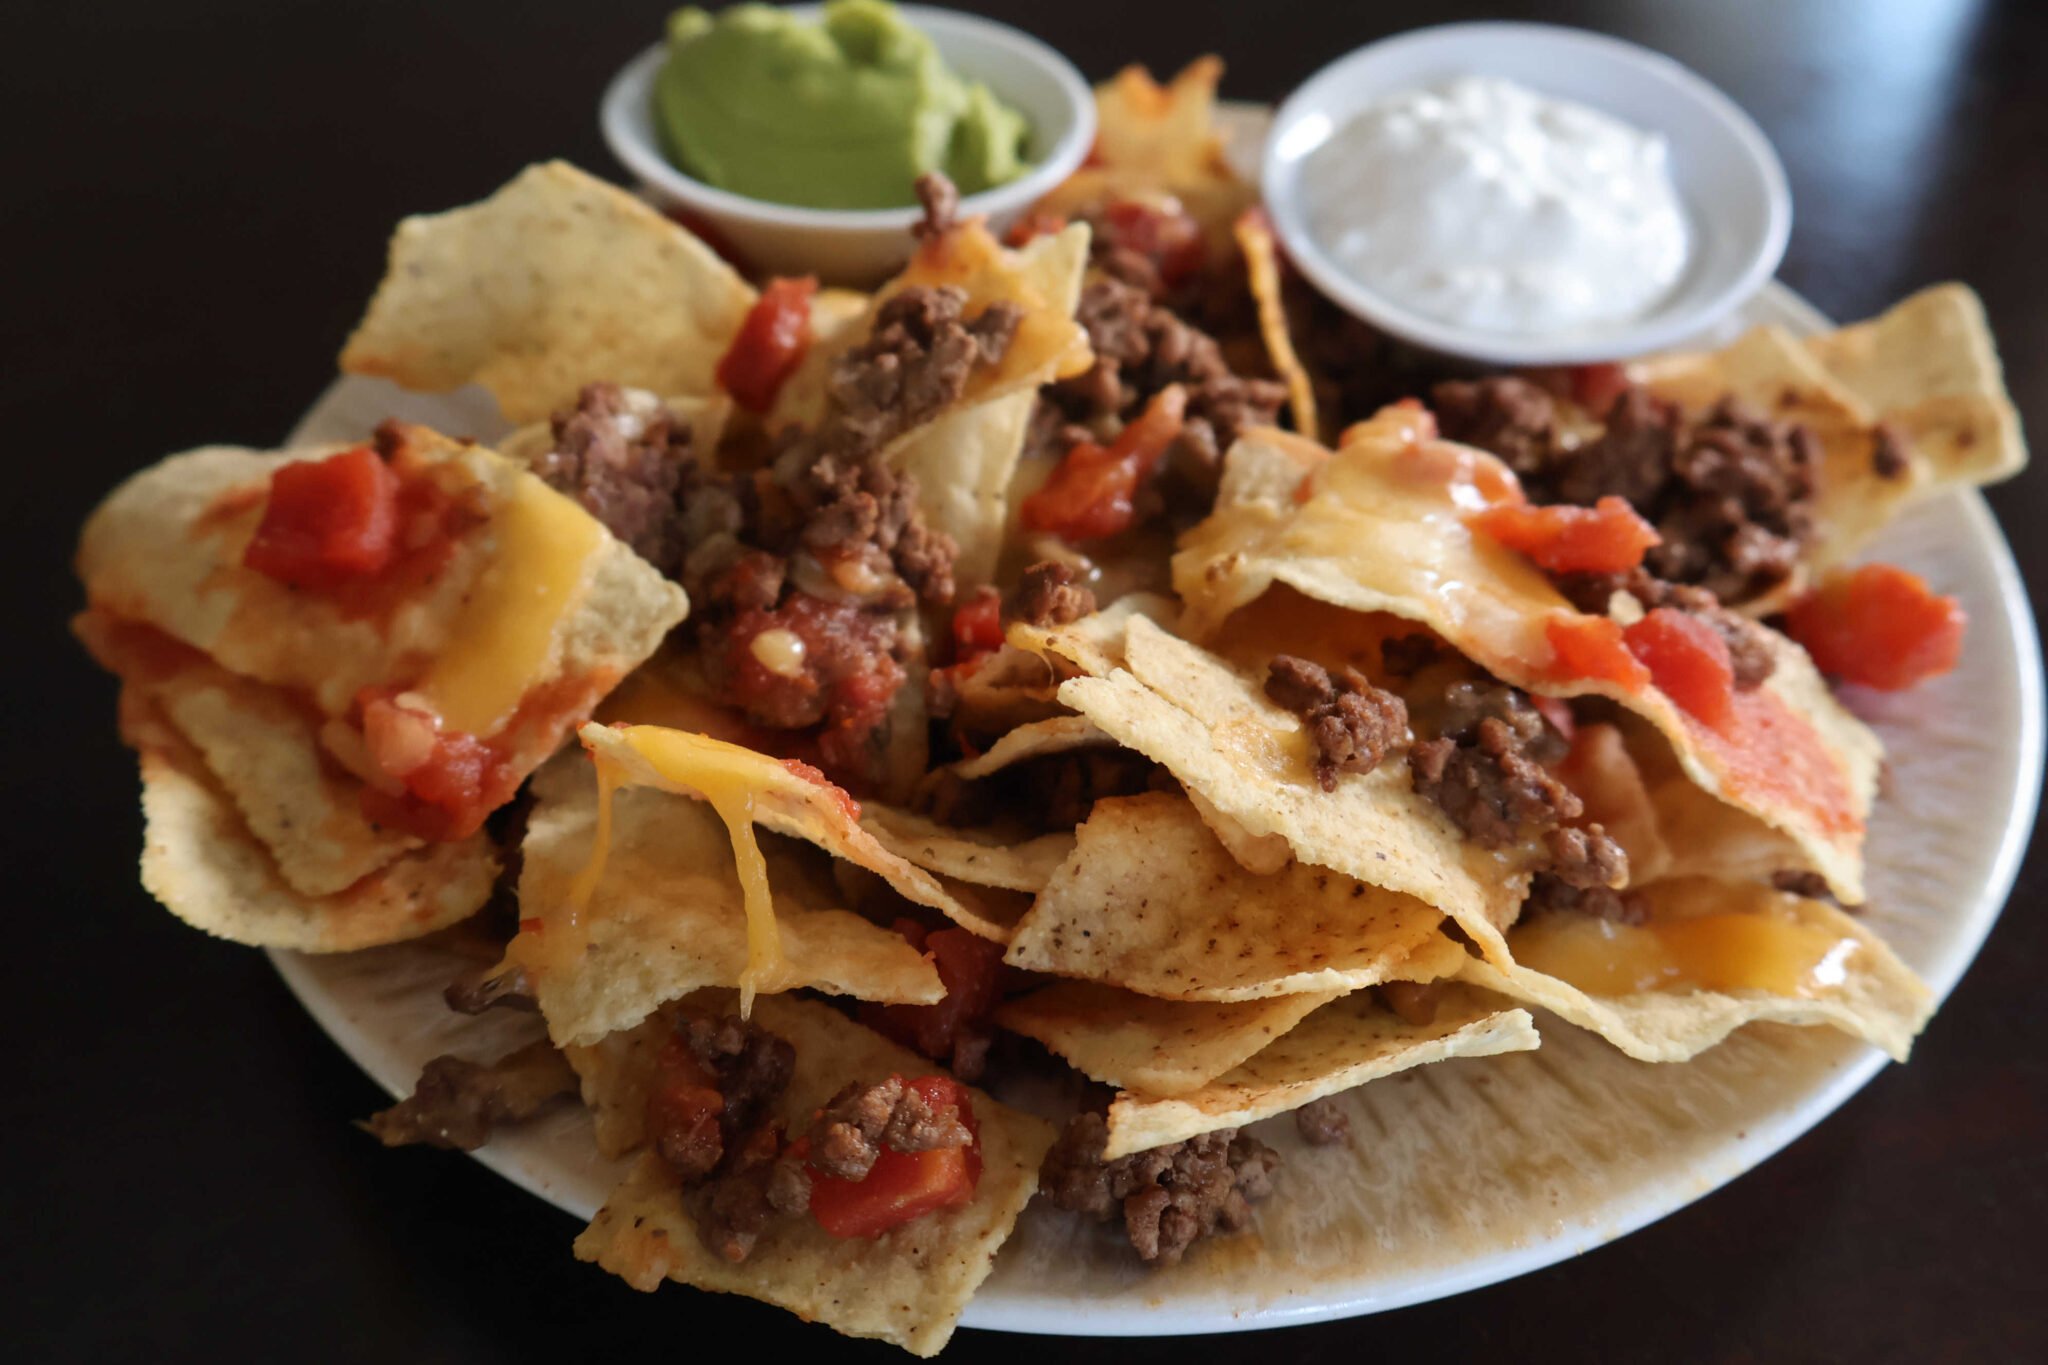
[7,2,2044,1361]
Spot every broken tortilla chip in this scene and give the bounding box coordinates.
[126,691,496,951]
[945,714,1110,781]
[1236,209,1318,440]
[1102,986,1539,1158]
[509,757,942,1048]
[1004,791,1445,999]
[860,804,1075,893]
[574,991,1054,1357]
[339,161,756,422]
[997,981,1341,1096]
[1462,878,1930,1062]
[1057,620,1533,962]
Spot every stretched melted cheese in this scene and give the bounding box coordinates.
[418,471,604,737]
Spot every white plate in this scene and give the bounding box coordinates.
[269,106,2042,1337]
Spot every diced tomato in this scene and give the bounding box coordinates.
[950,587,1004,665]
[1783,563,1966,692]
[1004,209,1069,247]
[1570,362,1632,413]
[645,1034,725,1163]
[716,276,818,413]
[1098,198,1206,288]
[1543,614,1651,690]
[863,922,1005,1064]
[1021,385,1189,541]
[1468,496,1661,575]
[807,1075,981,1239]
[1625,607,1736,730]
[242,446,400,590]
[354,687,517,842]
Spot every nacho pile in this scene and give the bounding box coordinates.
[74,55,2021,1356]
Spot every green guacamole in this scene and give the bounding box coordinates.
[653,0,1032,210]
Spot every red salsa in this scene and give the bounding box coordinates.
[1468,496,1660,575]
[1021,385,1189,541]
[716,276,818,414]
[805,1075,981,1239]
[1784,563,1965,692]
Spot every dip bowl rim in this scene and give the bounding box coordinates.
[1260,20,1792,367]
[600,3,1096,235]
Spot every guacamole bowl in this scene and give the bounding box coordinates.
[602,4,1095,283]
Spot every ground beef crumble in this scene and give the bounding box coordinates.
[810,1075,975,1181]
[1264,655,1410,791]
[1293,1098,1350,1147]
[364,1040,578,1151]
[1553,567,1778,689]
[1435,379,1821,604]
[1012,559,1097,627]
[1410,681,1628,893]
[1039,1113,1279,1267]
[532,382,695,575]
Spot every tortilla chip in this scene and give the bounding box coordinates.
[339,161,756,422]
[1006,591,1180,680]
[997,981,1341,1095]
[574,991,1055,1357]
[1057,620,1532,962]
[1004,792,1446,999]
[78,432,690,793]
[511,758,942,1048]
[1235,209,1318,440]
[1557,722,1671,883]
[946,714,1110,781]
[1173,420,1881,904]
[76,611,418,898]
[859,804,1075,893]
[1461,880,1931,1062]
[561,1013,669,1160]
[1102,987,1539,1158]
[127,691,496,951]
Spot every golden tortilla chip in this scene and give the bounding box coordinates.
[1460,879,1931,1063]
[1004,792,1446,999]
[561,1013,668,1160]
[1804,282,2027,491]
[1057,619,1533,961]
[574,991,1055,1357]
[76,611,418,898]
[568,725,983,1007]
[946,714,1110,781]
[1557,722,1671,882]
[1007,591,1180,679]
[1173,419,1881,904]
[997,981,1341,1095]
[1235,209,1317,440]
[339,161,756,422]
[1102,986,1539,1158]
[510,757,942,1048]
[126,691,495,951]
[859,804,1075,893]
[77,432,689,782]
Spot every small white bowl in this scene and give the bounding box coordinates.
[601,4,1095,284]
[1262,22,1791,365]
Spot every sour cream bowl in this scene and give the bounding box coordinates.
[602,4,1094,285]
[1263,22,1790,365]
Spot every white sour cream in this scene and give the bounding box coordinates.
[1304,76,1692,335]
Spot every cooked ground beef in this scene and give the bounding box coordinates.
[1012,559,1097,627]
[1771,869,1837,902]
[1037,276,1285,501]
[1379,632,1442,678]
[1293,1099,1350,1147]
[1871,422,1911,479]
[687,1015,797,1147]
[1552,567,1778,689]
[1264,654,1410,791]
[810,1076,975,1181]
[912,171,959,241]
[1525,872,1646,924]
[1039,1113,1279,1267]
[533,383,694,576]
[699,1120,814,1264]
[1431,377,1558,478]
[1440,380,1820,604]
[1411,682,1628,887]
[1378,979,1446,1026]
[1645,396,1818,600]
[364,1040,577,1151]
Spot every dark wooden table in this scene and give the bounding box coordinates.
[7,3,2043,1361]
